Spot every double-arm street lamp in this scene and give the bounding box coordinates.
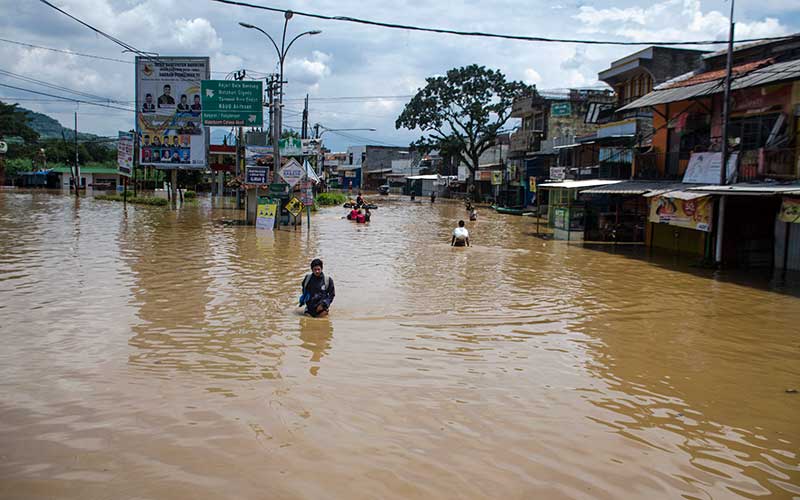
[313,125,377,177]
[240,11,321,171]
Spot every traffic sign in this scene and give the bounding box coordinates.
[298,180,314,205]
[278,158,305,187]
[201,80,263,126]
[245,166,269,185]
[285,197,304,217]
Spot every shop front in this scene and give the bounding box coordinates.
[540,179,622,241]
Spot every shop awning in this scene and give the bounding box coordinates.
[650,190,708,200]
[619,57,800,110]
[581,180,685,195]
[540,179,622,189]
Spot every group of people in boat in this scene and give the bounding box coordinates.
[346,192,371,223]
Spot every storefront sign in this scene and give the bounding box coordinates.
[278,158,305,187]
[256,202,277,230]
[550,167,566,181]
[344,170,357,178]
[491,170,502,185]
[649,195,713,232]
[279,137,303,157]
[245,166,269,185]
[136,56,209,169]
[117,131,134,177]
[550,102,572,117]
[285,197,304,217]
[683,152,738,184]
[779,197,800,223]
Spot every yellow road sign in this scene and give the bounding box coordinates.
[285,197,304,217]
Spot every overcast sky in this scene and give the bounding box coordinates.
[1,0,798,151]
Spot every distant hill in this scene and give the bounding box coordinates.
[21,107,103,141]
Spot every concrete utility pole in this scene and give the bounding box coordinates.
[74,111,80,198]
[302,94,309,140]
[715,0,735,265]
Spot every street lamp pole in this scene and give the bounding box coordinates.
[240,15,321,174]
[314,125,377,181]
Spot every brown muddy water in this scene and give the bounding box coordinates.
[0,190,798,499]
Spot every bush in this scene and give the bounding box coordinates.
[315,192,348,206]
[95,194,169,206]
[183,190,197,199]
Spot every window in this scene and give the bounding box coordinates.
[523,116,533,131]
[728,113,780,151]
[533,112,545,131]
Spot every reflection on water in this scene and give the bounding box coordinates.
[0,190,798,499]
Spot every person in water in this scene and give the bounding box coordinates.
[300,259,335,317]
[348,207,359,220]
[430,191,436,203]
[364,208,371,222]
[356,209,366,224]
[469,208,478,221]
[451,220,470,247]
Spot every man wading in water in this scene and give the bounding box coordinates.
[300,259,335,317]
[451,220,470,247]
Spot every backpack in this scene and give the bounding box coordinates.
[299,273,331,306]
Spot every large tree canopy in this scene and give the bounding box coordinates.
[395,65,530,181]
[0,101,39,143]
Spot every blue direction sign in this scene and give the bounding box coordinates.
[201,80,263,126]
[245,166,269,185]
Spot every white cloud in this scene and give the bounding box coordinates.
[523,68,542,85]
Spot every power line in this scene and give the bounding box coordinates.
[0,83,135,112]
[0,68,129,105]
[207,0,795,47]
[0,37,134,63]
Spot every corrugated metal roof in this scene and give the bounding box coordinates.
[619,58,800,110]
[688,182,800,195]
[540,179,622,189]
[581,181,685,195]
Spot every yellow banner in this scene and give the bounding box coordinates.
[649,195,713,232]
[529,176,537,193]
[256,203,277,230]
[491,170,502,186]
[779,197,800,223]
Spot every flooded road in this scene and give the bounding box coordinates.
[1,190,798,499]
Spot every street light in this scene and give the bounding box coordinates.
[239,15,321,171]
[314,125,377,178]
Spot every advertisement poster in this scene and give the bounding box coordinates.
[779,197,800,223]
[117,131,133,176]
[256,203,277,230]
[649,195,713,232]
[491,170,502,186]
[529,176,537,193]
[136,56,209,169]
[682,152,738,184]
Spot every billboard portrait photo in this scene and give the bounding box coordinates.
[136,56,210,169]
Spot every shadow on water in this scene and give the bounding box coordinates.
[581,242,800,298]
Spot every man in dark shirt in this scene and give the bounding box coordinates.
[301,258,335,317]
[158,85,175,107]
[177,94,190,112]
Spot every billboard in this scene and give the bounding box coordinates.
[117,132,133,177]
[649,194,713,232]
[136,56,209,169]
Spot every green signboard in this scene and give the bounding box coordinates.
[201,80,263,126]
[550,102,572,117]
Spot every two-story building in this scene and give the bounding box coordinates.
[339,145,411,190]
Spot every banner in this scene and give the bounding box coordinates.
[136,56,209,169]
[683,152,738,184]
[117,131,133,177]
[256,203,277,230]
[529,176,537,193]
[649,194,713,232]
[779,197,800,223]
[491,170,502,185]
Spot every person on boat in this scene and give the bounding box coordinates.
[356,192,365,208]
[469,208,478,221]
[356,209,366,224]
[451,220,470,247]
[300,259,335,318]
[364,208,371,222]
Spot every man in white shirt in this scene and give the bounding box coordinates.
[451,220,470,247]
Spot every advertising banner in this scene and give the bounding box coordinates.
[779,197,800,223]
[298,180,314,205]
[491,170,502,185]
[136,56,209,169]
[245,145,273,166]
[649,194,713,232]
[529,176,537,193]
[550,167,566,181]
[683,152,738,184]
[279,137,303,157]
[117,131,134,177]
[256,203,277,230]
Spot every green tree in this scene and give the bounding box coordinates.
[0,101,40,143]
[395,65,530,187]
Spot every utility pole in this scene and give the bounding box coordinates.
[301,94,309,139]
[234,69,246,209]
[74,111,80,198]
[715,0,735,265]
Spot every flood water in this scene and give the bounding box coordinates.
[0,190,798,499]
